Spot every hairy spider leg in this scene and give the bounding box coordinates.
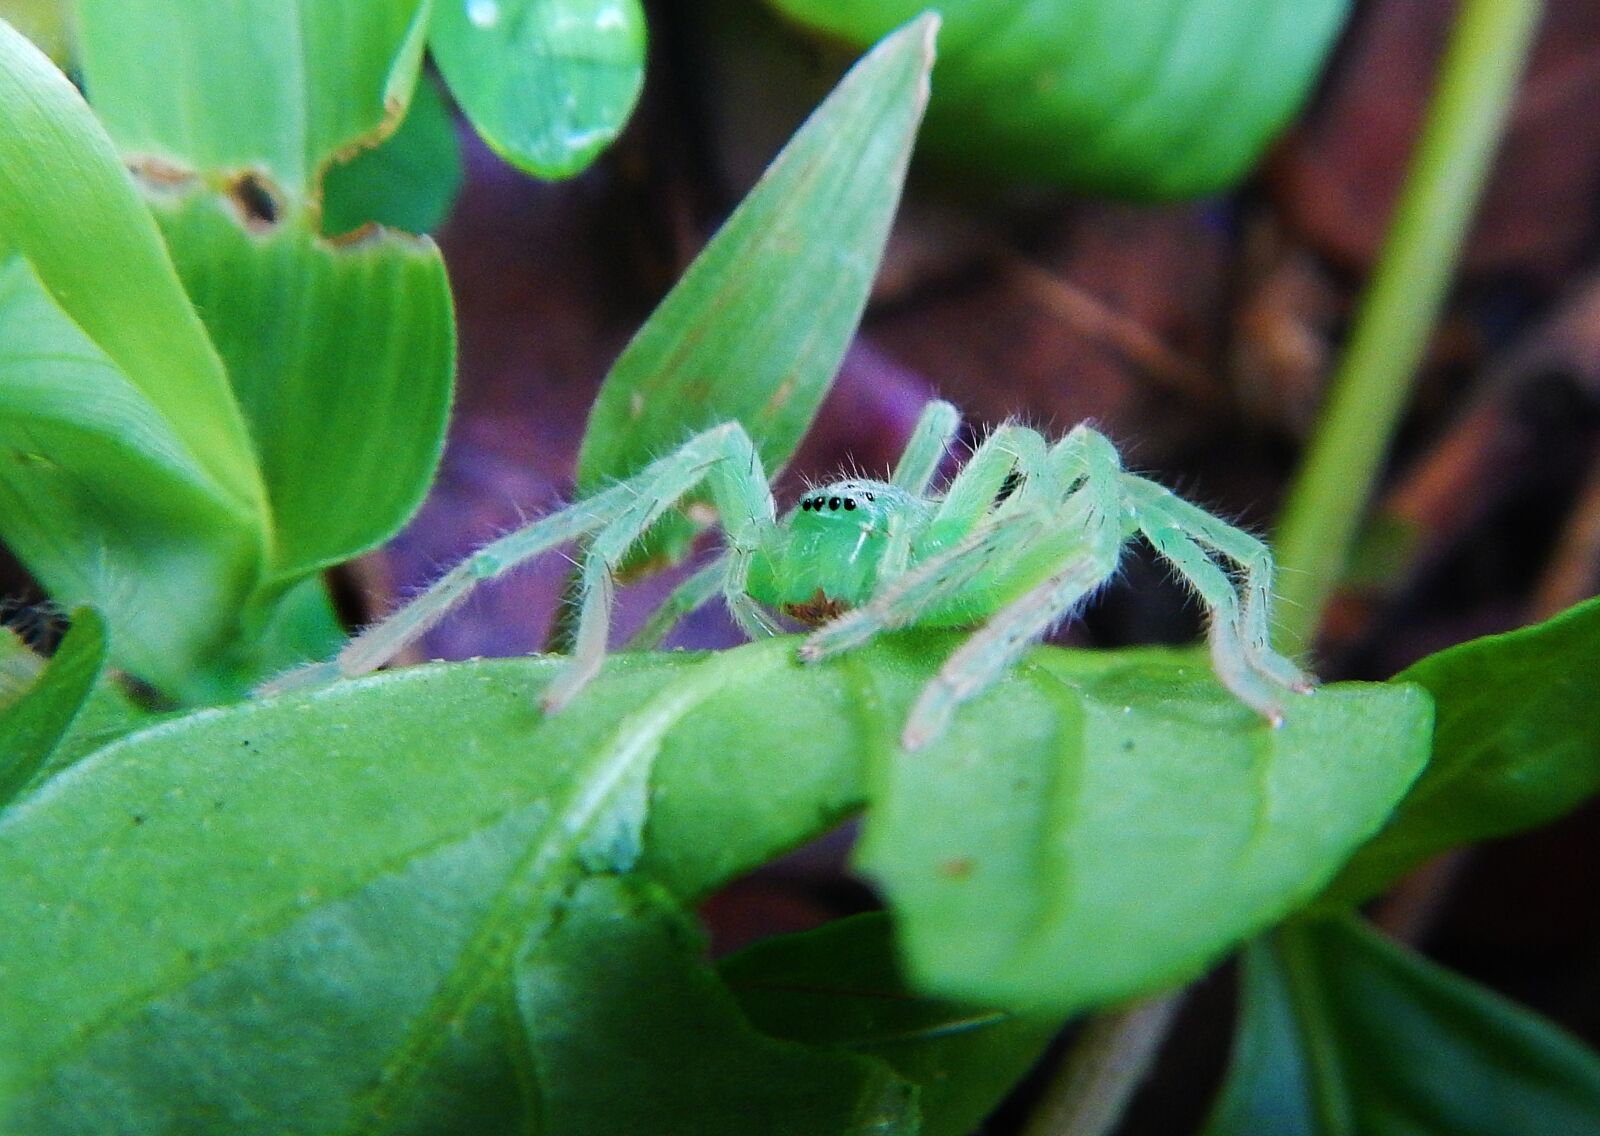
[542,423,782,711]
[903,500,1123,748]
[890,399,962,494]
[1122,479,1311,694]
[923,424,1052,547]
[332,480,636,680]
[626,558,727,650]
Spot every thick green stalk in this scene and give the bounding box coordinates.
[1272,0,1544,654]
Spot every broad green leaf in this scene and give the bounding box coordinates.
[722,912,1059,1136]
[0,623,42,709]
[321,73,464,238]
[766,0,1350,198]
[428,0,646,179]
[152,192,455,582]
[514,876,918,1134]
[574,13,936,564]
[858,648,1432,1012]
[0,251,264,694]
[1327,596,1600,907]
[0,606,104,807]
[0,637,1427,1129]
[75,0,431,206]
[0,18,264,514]
[1205,917,1600,1135]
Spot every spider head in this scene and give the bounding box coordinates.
[747,479,928,621]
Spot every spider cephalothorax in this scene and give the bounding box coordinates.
[282,401,1313,748]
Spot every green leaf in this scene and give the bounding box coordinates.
[858,648,1433,1012]
[0,18,264,514]
[75,0,431,206]
[1205,917,1600,1135]
[321,73,464,238]
[515,877,918,1134]
[0,638,1427,1128]
[0,250,264,694]
[428,0,646,179]
[152,192,455,582]
[1327,596,1600,907]
[0,0,71,62]
[765,0,1350,198]
[573,13,936,564]
[0,606,104,808]
[722,912,1059,1136]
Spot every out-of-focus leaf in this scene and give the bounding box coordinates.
[428,0,646,179]
[1326,596,1600,906]
[321,74,464,237]
[857,647,1432,1012]
[722,912,1059,1136]
[75,0,430,205]
[1204,917,1600,1135]
[574,13,936,565]
[515,876,917,1134]
[766,0,1351,198]
[0,19,263,513]
[0,607,104,808]
[0,0,71,61]
[0,638,1425,1128]
[152,192,454,582]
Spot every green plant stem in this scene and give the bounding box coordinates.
[1272,0,1544,654]
[1020,991,1184,1136]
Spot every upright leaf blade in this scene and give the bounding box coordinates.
[0,607,104,808]
[0,17,264,514]
[766,0,1350,197]
[1205,918,1600,1135]
[858,648,1432,1012]
[75,0,431,205]
[574,13,937,561]
[1326,596,1600,906]
[429,0,646,179]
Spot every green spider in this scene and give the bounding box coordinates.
[284,401,1313,748]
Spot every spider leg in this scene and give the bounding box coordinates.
[1126,496,1305,725]
[922,423,1052,547]
[902,502,1122,749]
[1123,479,1312,695]
[890,400,961,495]
[542,423,781,711]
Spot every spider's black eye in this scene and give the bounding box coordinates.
[865,493,875,501]
[829,497,841,510]
[801,499,813,511]
[844,498,857,511]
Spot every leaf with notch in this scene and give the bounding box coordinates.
[151,192,455,584]
[1326,595,1600,907]
[766,0,1350,198]
[429,0,646,179]
[1204,917,1600,1135]
[75,0,431,208]
[574,13,937,566]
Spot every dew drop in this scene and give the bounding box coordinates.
[466,0,500,28]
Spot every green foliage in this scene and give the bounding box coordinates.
[0,607,103,807]
[430,0,646,179]
[0,640,1426,1130]
[857,647,1431,1012]
[75,0,430,208]
[574,12,936,565]
[722,913,1060,1136]
[1327,595,1600,906]
[321,74,464,237]
[764,0,1350,197]
[1205,917,1600,1135]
